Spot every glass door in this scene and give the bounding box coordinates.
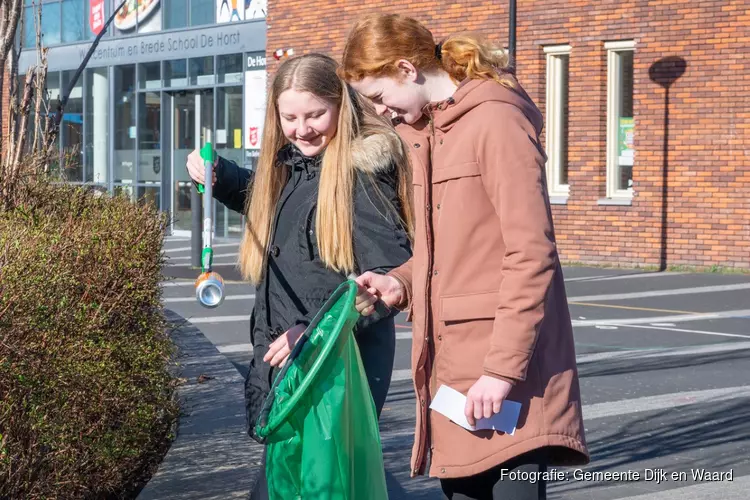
[215,86,244,237]
[171,89,213,234]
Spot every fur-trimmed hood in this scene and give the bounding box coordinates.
[277,131,404,174]
[351,131,405,174]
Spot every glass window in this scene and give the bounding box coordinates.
[171,90,213,232]
[136,0,162,33]
[114,65,136,184]
[85,67,109,184]
[20,71,57,153]
[216,87,243,158]
[114,184,135,202]
[46,71,61,111]
[61,70,83,182]
[139,62,161,90]
[23,7,35,49]
[544,46,570,198]
[216,86,244,237]
[62,0,84,43]
[137,185,161,209]
[164,0,187,29]
[37,72,61,155]
[165,59,187,88]
[190,0,213,26]
[218,54,243,84]
[41,3,62,46]
[606,42,635,198]
[560,57,569,186]
[41,72,62,171]
[19,75,33,153]
[618,51,634,193]
[189,56,214,86]
[138,92,162,184]
[24,0,96,47]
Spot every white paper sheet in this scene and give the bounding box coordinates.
[216,129,227,145]
[429,385,522,435]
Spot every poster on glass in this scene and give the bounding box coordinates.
[217,0,266,22]
[89,0,106,35]
[113,0,163,35]
[618,117,634,167]
[217,0,243,22]
[618,117,634,189]
[245,0,267,19]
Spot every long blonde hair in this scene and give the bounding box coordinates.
[339,13,515,88]
[240,54,413,284]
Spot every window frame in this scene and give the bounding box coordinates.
[605,40,636,200]
[543,44,571,201]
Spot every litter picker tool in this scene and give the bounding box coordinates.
[194,139,226,308]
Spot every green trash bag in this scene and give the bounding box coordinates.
[255,280,388,500]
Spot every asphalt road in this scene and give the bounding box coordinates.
[162,236,750,499]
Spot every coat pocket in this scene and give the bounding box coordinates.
[431,162,481,184]
[437,291,499,387]
[440,290,498,323]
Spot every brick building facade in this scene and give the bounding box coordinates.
[266,1,749,269]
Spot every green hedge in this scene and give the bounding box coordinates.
[0,182,177,499]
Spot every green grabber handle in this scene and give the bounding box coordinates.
[196,142,216,194]
[199,142,216,272]
[201,247,213,274]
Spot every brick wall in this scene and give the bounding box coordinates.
[267,1,750,269]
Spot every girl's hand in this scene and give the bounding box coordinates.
[186,148,218,186]
[354,272,405,315]
[264,323,307,368]
[464,375,513,426]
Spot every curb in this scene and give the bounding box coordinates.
[137,310,264,500]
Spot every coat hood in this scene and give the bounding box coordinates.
[351,132,404,175]
[278,132,403,175]
[429,75,544,136]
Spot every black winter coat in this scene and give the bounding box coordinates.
[210,134,412,441]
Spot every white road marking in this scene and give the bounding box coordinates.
[568,283,750,302]
[572,309,750,327]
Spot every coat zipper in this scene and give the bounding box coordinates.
[414,111,437,475]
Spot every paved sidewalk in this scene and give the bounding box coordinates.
[137,310,264,500]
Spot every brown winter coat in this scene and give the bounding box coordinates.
[387,77,590,479]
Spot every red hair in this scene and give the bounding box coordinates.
[339,13,514,88]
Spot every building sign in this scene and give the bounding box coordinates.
[19,22,266,72]
[245,52,267,158]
